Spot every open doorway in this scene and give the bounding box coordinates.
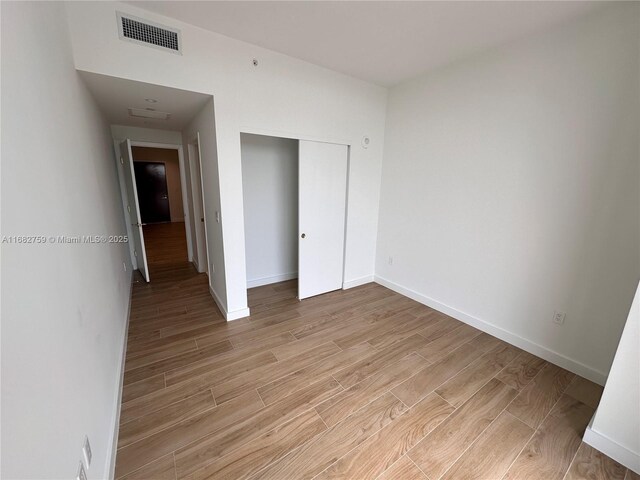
[131,145,189,271]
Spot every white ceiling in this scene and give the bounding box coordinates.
[79,71,211,130]
[129,1,607,86]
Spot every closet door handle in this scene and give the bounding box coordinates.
[301,233,306,239]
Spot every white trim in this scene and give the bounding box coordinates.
[239,126,351,147]
[187,135,210,274]
[247,272,298,289]
[209,284,226,317]
[374,274,608,385]
[340,146,351,294]
[106,272,133,479]
[227,307,251,321]
[584,424,640,473]
[194,133,211,275]
[343,275,374,290]
[129,141,180,149]
[209,285,250,321]
[176,146,194,262]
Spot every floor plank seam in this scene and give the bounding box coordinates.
[560,439,583,480]
[116,450,169,480]
[499,411,538,480]
[256,388,267,407]
[172,452,178,480]
[504,384,575,479]
[119,401,220,450]
[371,454,407,480]
[388,389,411,409]
[409,456,433,480]
[432,391,455,410]
[187,405,324,480]
[432,383,517,480]
[308,405,410,480]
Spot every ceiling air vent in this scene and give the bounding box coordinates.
[117,12,181,54]
[128,108,171,120]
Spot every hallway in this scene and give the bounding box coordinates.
[141,222,190,278]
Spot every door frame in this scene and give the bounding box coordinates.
[129,141,195,264]
[238,127,352,299]
[187,133,211,275]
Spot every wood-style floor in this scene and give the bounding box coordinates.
[142,222,189,274]
[116,224,637,480]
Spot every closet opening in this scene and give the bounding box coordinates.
[241,132,350,304]
[241,133,300,290]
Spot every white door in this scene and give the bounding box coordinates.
[120,139,150,282]
[298,140,348,299]
[189,134,209,274]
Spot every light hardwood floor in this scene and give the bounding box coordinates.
[116,224,635,479]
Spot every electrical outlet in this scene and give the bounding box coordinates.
[76,462,87,480]
[388,256,393,266]
[82,436,92,467]
[553,311,566,325]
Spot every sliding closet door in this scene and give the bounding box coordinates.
[298,140,348,300]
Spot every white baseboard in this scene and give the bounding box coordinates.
[584,425,640,473]
[343,275,375,290]
[209,285,251,321]
[227,307,251,321]
[374,275,607,385]
[246,272,298,289]
[209,284,227,317]
[106,272,133,479]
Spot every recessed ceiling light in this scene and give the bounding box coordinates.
[145,98,158,103]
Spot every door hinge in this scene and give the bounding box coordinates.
[134,250,137,257]
[120,156,124,165]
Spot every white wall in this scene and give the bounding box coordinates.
[241,134,299,288]
[585,282,640,472]
[65,1,388,315]
[376,4,640,383]
[1,3,132,479]
[183,99,232,314]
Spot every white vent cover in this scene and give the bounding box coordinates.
[128,108,171,120]
[117,12,181,54]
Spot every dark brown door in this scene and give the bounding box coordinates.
[133,161,171,224]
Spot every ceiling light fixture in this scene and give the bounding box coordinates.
[144,98,158,103]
